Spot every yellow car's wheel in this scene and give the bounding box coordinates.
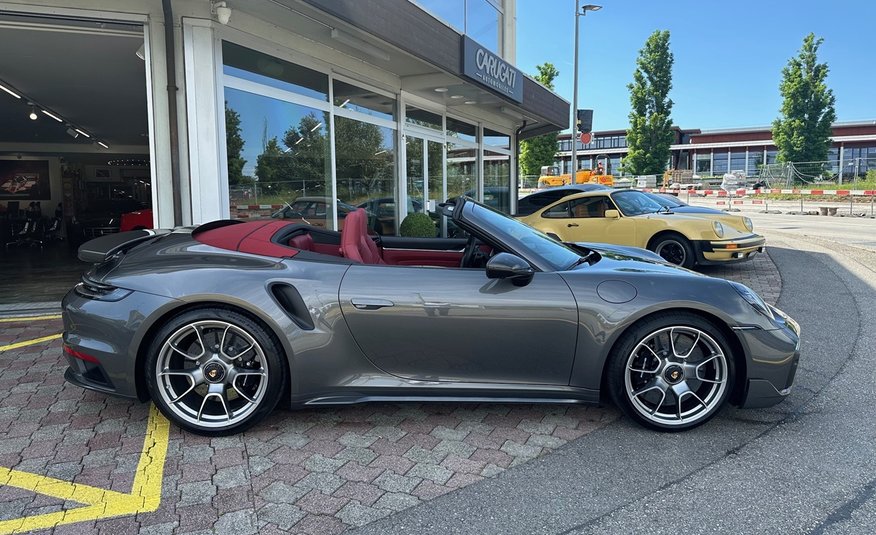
[650,233,695,269]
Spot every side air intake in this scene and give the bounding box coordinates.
[269,284,315,331]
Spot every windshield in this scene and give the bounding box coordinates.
[612,190,665,216]
[464,201,582,271]
[646,193,684,208]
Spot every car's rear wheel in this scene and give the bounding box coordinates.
[607,313,735,431]
[650,234,695,268]
[146,308,286,436]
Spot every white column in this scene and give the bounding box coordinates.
[183,19,226,223]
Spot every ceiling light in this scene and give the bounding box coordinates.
[97,141,109,149]
[41,109,63,122]
[464,100,477,105]
[310,123,323,132]
[75,128,90,138]
[28,106,38,121]
[66,127,79,138]
[295,137,303,145]
[339,98,350,108]
[434,87,448,93]
[450,95,464,99]
[0,83,21,99]
[330,28,390,62]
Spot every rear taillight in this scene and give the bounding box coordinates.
[74,276,131,301]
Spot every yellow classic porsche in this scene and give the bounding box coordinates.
[517,189,765,268]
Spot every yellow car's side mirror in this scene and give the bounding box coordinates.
[604,209,620,219]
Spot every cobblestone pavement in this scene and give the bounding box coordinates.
[0,251,779,534]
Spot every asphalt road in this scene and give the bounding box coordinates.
[352,231,876,534]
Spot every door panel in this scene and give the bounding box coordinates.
[339,265,578,384]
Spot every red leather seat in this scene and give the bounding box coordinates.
[340,208,384,264]
[288,233,314,251]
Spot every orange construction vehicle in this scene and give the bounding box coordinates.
[537,165,614,188]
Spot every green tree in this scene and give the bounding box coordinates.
[772,33,836,167]
[225,103,246,186]
[519,63,560,177]
[255,137,286,184]
[623,30,674,176]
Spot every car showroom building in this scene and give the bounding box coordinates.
[0,0,567,237]
[553,120,876,181]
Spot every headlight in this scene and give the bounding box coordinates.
[743,217,753,232]
[712,221,725,238]
[729,281,774,320]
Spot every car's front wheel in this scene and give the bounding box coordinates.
[650,233,695,268]
[146,308,286,436]
[606,312,735,431]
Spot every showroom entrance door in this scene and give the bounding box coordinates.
[404,134,445,234]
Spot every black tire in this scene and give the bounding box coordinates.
[650,233,695,268]
[145,307,286,436]
[606,312,736,432]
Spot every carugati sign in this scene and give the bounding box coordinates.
[462,36,523,103]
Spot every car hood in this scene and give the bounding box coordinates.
[569,241,705,276]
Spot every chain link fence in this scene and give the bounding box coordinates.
[758,157,876,187]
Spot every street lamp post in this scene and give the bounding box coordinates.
[571,3,601,182]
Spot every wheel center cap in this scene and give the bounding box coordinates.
[663,364,684,384]
[203,362,226,383]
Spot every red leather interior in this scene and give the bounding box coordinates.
[340,209,384,264]
[288,233,314,251]
[382,249,463,267]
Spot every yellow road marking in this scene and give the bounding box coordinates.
[0,314,62,323]
[0,334,62,352]
[0,404,170,534]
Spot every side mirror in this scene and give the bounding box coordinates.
[486,253,535,286]
[604,209,620,219]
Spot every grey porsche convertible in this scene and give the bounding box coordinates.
[63,197,800,436]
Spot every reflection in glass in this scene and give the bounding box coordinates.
[222,41,328,101]
[333,79,395,122]
[335,116,397,234]
[406,136,424,212]
[484,128,510,149]
[224,87,331,223]
[411,0,465,31]
[696,153,711,174]
[447,116,477,144]
[466,0,500,54]
[406,106,442,130]
[713,152,729,175]
[447,143,476,200]
[484,150,510,213]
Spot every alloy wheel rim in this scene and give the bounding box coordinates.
[656,241,686,265]
[624,325,728,426]
[155,320,269,428]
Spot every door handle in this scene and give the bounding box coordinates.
[567,223,579,227]
[351,298,394,310]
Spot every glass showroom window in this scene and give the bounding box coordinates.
[332,79,398,234]
[713,152,729,175]
[412,0,502,54]
[730,150,746,173]
[222,42,331,224]
[483,127,511,213]
[334,116,397,235]
[696,153,711,174]
[747,150,764,176]
[446,117,479,201]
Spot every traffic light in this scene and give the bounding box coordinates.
[576,109,593,134]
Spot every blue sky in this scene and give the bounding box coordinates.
[516,0,876,132]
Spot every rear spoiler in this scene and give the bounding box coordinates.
[78,229,172,263]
